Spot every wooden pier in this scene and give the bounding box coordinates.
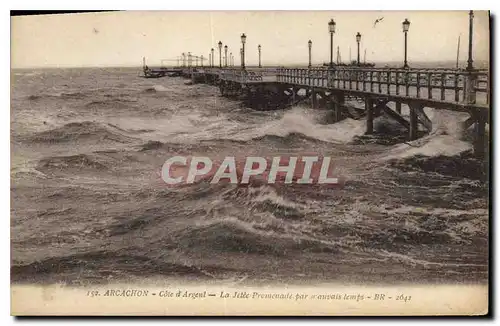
[167,65,489,157]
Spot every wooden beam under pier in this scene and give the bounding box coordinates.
[381,102,410,130]
[462,116,475,130]
[413,105,432,132]
[396,101,402,114]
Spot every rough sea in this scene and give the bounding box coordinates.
[10,67,489,286]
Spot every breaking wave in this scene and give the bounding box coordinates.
[142,85,171,93]
[234,107,367,143]
[37,154,111,172]
[27,91,88,100]
[29,121,137,144]
[83,99,136,111]
[377,108,478,160]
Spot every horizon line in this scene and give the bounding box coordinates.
[11,59,490,70]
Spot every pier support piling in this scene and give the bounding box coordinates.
[327,97,335,121]
[466,72,477,105]
[292,87,299,104]
[473,112,486,158]
[334,93,344,122]
[409,104,418,140]
[365,97,374,134]
[311,88,317,109]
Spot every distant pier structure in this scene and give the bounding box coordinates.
[145,11,490,157]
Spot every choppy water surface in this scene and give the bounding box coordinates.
[10,68,489,286]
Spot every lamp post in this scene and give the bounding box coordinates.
[188,52,192,67]
[211,48,214,67]
[182,53,185,67]
[241,33,246,69]
[218,41,222,68]
[328,19,336,67]
[230,52,233,66]
[224,45,228,67]
[356,32,361,65]
[308,40,312,68]
[467,10,474,71]
[240,48,243,67]
[402,18,410,69]
[258,44,261,68]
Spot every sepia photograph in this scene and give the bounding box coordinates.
[10,9,490,316]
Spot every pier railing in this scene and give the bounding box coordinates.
[276,67,489,106]
[188,66,489,107]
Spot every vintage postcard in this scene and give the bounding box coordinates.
[10,10,490,316]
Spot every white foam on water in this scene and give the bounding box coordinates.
[233,106,366,143]
[14,71,43,77]
[152,85,169,92]
[11,166,48,179]
[104,110,231,142]
[391,135,472,159]
[249,186,302,209]
[100,100,370,144]
[113,105,368,144]
[382,109,474,160]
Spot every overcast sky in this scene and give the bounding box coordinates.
[11,10,490,68]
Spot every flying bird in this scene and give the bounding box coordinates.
[373,17,384,27]
[93,28,99,34]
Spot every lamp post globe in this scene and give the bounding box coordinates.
[402,18,410,33]
[328,19,336,33]
[356,32,361,43]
